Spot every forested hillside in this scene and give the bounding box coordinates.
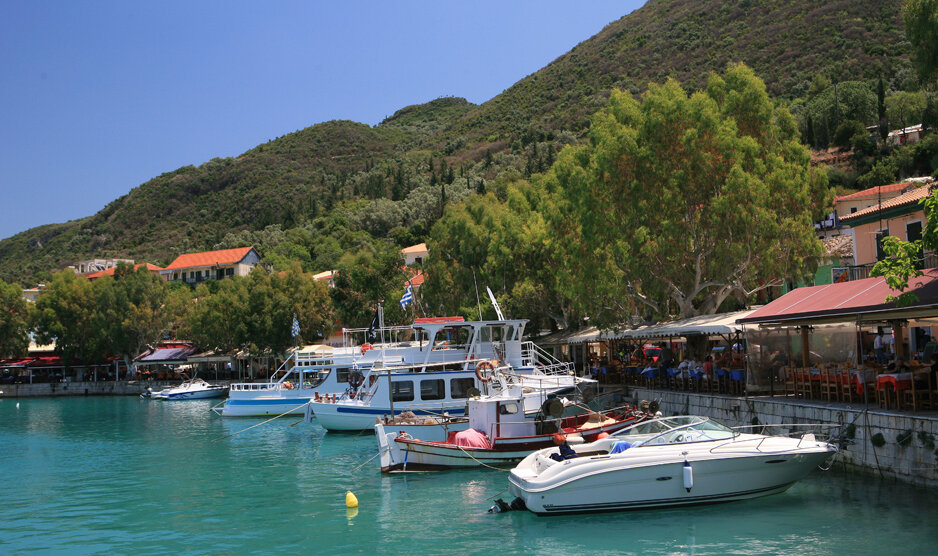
[0,0,915,284]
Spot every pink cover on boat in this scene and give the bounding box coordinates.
[452,428,492,449]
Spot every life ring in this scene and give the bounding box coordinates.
[348,371,364,389]
[361,343,373,355]
[475,360,495,383]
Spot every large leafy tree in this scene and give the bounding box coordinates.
[92,264,186,374]
[184,266,333,354]
[423,175,585,330]
[33,270,103,365]
[330,241,409,327]
[546,63,828,321]
[0,280,31,358]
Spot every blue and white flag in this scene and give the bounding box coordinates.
[400,284,413,309]
[291,315,301,338]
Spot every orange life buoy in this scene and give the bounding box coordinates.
[361,343,373,355]
[348,371,364,389]
[475,360,495,383]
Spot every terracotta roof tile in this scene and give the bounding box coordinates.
[164,246,255,270]
[840,185,930,222]
[833,182,909,203]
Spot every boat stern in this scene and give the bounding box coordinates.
[375,423,406,472]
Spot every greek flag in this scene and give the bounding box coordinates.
[291,315,301,338]
[400,284,413,309]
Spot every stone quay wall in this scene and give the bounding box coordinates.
[628,387,938,488]
[0,380,235,398]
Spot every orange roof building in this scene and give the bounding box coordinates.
[161,246,261,284]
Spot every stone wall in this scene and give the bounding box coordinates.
[0,380,234,398]
[629,387,938,488]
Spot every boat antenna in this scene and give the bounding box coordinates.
[487,287,505,320]
[472,268,483,320]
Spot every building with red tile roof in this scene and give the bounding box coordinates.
[839,182,934,267]
[160,246,260,284]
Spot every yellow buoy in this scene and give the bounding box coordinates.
[345,490,359,508]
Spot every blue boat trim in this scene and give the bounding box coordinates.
[335,406,466,416]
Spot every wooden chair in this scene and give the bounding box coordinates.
[839,368,855,404]
[820,368,839,402]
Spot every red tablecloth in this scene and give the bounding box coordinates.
[876,372,912,391]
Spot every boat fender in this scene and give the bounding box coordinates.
[475,360,495,383]
[683,460,693,492]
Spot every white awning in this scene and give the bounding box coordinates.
[535,309,757,345]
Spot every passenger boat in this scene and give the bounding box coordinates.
[375,386,647,471]
[305,317,580,431]
[506,415,837,514]
[219,316,574,417]
[142,377,227,400]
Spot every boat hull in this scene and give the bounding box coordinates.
[218,392,318,416]
[377,417,640,471]
[165,387,227,400]
[509,449,833,514]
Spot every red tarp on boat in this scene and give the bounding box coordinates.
[452,428,492,449]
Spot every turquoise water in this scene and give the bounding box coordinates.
[1,397,937,555]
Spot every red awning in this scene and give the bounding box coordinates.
[739,269,938,325]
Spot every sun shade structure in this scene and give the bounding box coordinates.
[537,309,756,346]
[738,269,938,326]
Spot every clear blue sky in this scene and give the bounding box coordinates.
[0,1,644,241]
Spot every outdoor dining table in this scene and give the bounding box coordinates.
[851,368,876,395]
[877,372,912,409]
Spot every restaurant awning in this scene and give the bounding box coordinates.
[536,309,757,346]
[621,309,757,339]
[738,269,938,326]
[135,346,200,364]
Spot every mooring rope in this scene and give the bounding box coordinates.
[455,444,512,471]
[350,450,383,473]
[211,401,312,442]
[208,399,227,413]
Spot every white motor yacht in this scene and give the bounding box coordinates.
[507,415,837,514]
[143,377,227,400]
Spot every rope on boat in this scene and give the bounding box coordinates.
[455,445,512,472]
[211,401,312,442]
[208,400,227,413]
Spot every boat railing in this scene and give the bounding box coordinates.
[726,423,839,452]
[521,342,575,375]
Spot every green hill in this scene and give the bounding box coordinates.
[0,0,913,284]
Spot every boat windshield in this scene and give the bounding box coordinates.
[613,416,736,445]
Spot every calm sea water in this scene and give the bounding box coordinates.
[1,396,936,555]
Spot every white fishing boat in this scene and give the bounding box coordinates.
[506,416,837,515]
[376,385,648,471]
